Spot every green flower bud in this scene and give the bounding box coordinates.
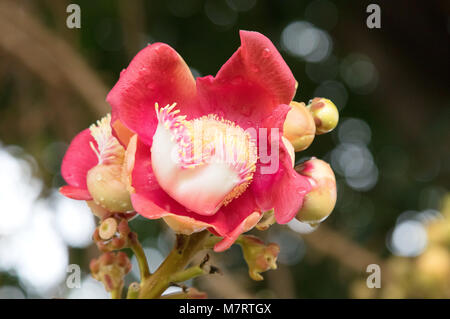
[307,97,339,135]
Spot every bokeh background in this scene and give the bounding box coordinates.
[0,0,449,298]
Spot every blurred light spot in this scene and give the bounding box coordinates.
[268,230,305,265]
[338,118,372,145]
[331,143,378,191]
[14,201,68,293]
[305,55,339,83]
[388,220,427,257]
[226,0,257,12]
[305,0,338,30]
[0,286,25,299]
[281,21,332,62]
[0,148,41,235]
[53,192,95,248]
[167,0,201,17]
[287,218,319,234]
[340,54,378,94]
[345,167,378,192]
[205,0,237,27]
[68,277,109,299]
[313,80,348,110]
[0,144,68,296]
[417,209,442,224]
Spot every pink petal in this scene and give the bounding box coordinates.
[250,133,312,224]
[196,30,296,129]
[129,137,262,249]
[61,129,98,190]
[106,43,198,146]
[59,185,93,200]
[233,103,312,224]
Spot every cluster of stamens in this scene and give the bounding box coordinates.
[155,103,258,205]
[89,114,125,165]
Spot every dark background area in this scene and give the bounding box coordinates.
[0,0,449,298]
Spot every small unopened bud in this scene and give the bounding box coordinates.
[87,164,133,213]
[307,98,339,135]
[295,158,337,224]
[118,219,131,236]
[283,101,316,152]
[100,252,115,265]
[91,252,132,292]
[99,218,118,240]
[238,235,280,281]
[89,259,100,274]
[111,237,126,250]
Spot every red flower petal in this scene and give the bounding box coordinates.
[246,104,312,223]
[59,185,93,200]
[252,135,311,224]
[61,129,98,191]
[196,30,296,129]
[106,43,197,146]
[129,137,262,250]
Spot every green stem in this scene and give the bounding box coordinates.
[169,266,206,283]
[126,282,140,299]
[111,285,123,299]
[138,230,210,299]
[129,233,151,280]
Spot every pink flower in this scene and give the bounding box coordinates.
[60,115,135,217]
[107,31,314,252]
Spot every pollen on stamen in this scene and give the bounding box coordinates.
[89,114,125,165]
[155,103,258,206]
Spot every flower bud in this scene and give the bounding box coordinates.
[238,235,280,281]
[118,219,131,237]
[87,164,133,213]
[91,252,132,292]
[307,98,339,135]
[99,218,118,240]
[283,101,316,152]
[295,158,337,224]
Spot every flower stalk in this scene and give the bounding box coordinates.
[138,230,210,299]
[128,232,151,280]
